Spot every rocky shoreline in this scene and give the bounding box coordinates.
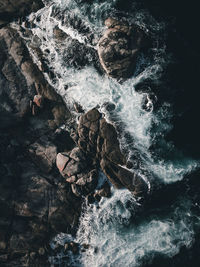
[1,1,200,267]
[0,3,150,265]
[0,24,80,266]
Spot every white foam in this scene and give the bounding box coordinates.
[75,190,196,267]
[12,2,200,265]
[17,0,199,184]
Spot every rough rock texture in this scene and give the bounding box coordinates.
[0,27,70,131]
[0,27,81,267]
[72,108,148,198]
[0,0,44,26]
[98,17,149,79]
[56,147,98,197]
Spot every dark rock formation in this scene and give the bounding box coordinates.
[0,27,70,130]
[95,181,111,198]
[55,108,148,200]
[0,0,44,26]
[74,108,148,198]
[0,27,81,267]
[98,17,149,79]
[57,147,98,197]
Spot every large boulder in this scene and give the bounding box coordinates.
[97,17,149,79]
[75,108,149,198]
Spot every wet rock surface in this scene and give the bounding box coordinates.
[98,17,149,79]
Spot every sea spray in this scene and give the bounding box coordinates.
[12,0,200,266]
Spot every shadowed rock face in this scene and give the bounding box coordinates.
[0,27,70,130]
[0,27,80,267]
[98,18,149,79]
[0,0,44,26]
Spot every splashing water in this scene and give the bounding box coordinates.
[12,0,200,266]
[75,189,196,267]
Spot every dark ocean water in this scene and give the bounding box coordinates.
[13,0,200,266]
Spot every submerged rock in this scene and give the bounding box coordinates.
[98,17,149,79]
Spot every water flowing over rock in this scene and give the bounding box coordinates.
[97,17,149,79]
[2,0,200,266]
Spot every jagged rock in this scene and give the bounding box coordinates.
[99,119,126,165]
[56,152,70,172]
[63,158,87,177]
[76,108,148,198]
[33,94,44,108]
[100,157,148,196]
[75,169,98,194]
[86,108,102,122]
[100,158,124,189]
[56,146,98,196]
[97,17,149,79]
[69,147,86,162]
[0,27,70,130]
